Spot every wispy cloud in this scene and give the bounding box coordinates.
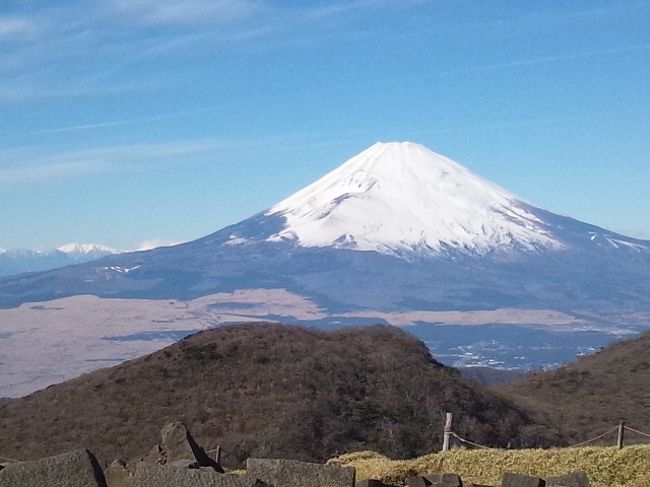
[105,0,264,25]
[0,161,111,185]
[443,42,650,75]
[0,139,229,187]
[0,107,219,139]
[0,17,37,41]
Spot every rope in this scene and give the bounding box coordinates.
[624,426,650,439]
[442,422,649,452]
[567,426,619,447]
[450,432,493,450]
[0,455,22,463]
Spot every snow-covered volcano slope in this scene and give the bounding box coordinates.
[265,142,562,256]
[223,141,647,258]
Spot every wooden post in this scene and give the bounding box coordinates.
[617,421,625,449]
[442,412,453,452]
[215,445,222,464]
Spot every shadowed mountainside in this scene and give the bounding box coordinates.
[499,331,650,444]
[0,323,554,466]
[458,367,524,386]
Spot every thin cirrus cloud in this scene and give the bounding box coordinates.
[104,0,265,25]
[2,39,648,144]
[0,1,430,102]
[0,139,228,187]
[103,0,407,27]
[0,107,221,140]
[0,17,37,40]
[0,161,112,186]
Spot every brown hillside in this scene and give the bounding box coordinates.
[499,330,650,445]
[0,323,551,465]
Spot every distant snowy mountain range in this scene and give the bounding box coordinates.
[0,243,120,277]
[1,141,649,397]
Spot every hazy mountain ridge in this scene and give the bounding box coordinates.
[0,243,120,277]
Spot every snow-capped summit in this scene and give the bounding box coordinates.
[265,141,563,256]
[57,243,119,255]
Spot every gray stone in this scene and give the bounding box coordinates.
[247,458,356,487]
[0,449,107,487]
[407,478,427,487]
[501,473,545,487]
[407,474,462,487]
[160,422,200,462]
[132,463,266,487]
[425,473,463,487]
[166,458,201,468]
[356,480,398,487]
[142,444,164,465]
[545,471,589,487]
[104,460,133,487]
[144,422,223,472]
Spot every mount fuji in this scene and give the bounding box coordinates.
[265,142,563,256]
[2,141,650,397]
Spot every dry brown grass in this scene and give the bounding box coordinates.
[331,446,650,487]
[0,324,547,466]
[498,331,650,445]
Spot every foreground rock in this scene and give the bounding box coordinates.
[0,449,106,487]
[104,460,133,487]
[247,458,355,487]
[131,463,266,487]
[545,471,589,487]
[501,473,545,487]
[407,473,462,487]
[143,422,223,472]
[356,480,399,487]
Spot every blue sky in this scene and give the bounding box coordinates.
[1,0,649,250]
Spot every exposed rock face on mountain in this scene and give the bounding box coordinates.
[498,330,650,444]
[0,324,553,465]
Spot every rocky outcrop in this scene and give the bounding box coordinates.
[131,463,265,487]
[142,422,223,472]
[104,460,132,487]
[0,449,106,487]
[545,471,589,487]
